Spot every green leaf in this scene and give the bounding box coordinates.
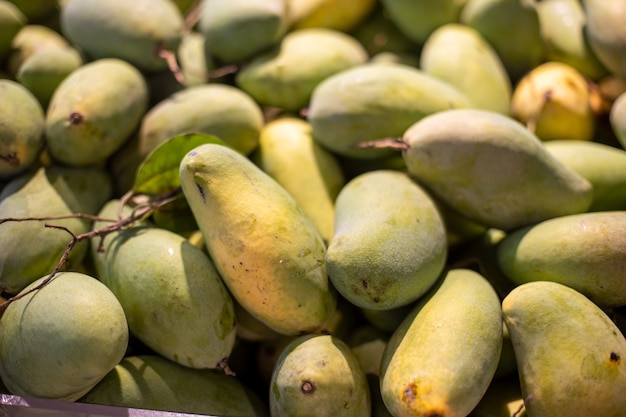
[133,133,225,195]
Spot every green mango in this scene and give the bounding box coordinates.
[0,79,45,180]
[401,108,593,230]
[45,58,149,167]
[380,268,502,417]
[544,140,626,211]
[327,170,447,310]
[534,0,608,80]
[460,0,545,81]
[199,0,288,63]
[177,30,214,87]
[179,143,337,336]
[379,0,467,45]
[236,27,368,111]
[360,303,415,334]
[0,165,112,294]
[95,214,237,369]
[610,91,626,150]
[60,0,184,72]
[497,211,626,307]
[252,116,345,243]
[6,24,69,77]
[0,1,25,61]
[0,271,128,401]
[139,84,264,162]
[420,23,512,115]
[307,62,471,159]
[582,0,626,81]
[16,46,83,109]
[80,355,269,417]
[269,334,371,417]
[502,281,626,416]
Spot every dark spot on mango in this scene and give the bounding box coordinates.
[610,352,621,362]
[301,380,316,395]
[362,279,368,289]
[195,183,206,203]
[0,152,19,166]
[67,112,83,125]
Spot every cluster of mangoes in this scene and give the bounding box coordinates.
[1,0,626,416]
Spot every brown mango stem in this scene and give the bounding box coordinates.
[355,137,409,150]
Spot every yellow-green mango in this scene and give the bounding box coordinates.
[582,0,626,81]
[380,268,502,417]
[502,281,626,417]
[0,79,45,180]
[177,30,214,87]
[307,62,471,159]
[0,1,25,61]
[269,334,371,417]
[497,211,626,307]
[327,170,447,310]
[60,0,184,72]
[286,0,377,32]
[401,108,593,230]
[80,355,269,416]
[610,90,626,149]
[252,116,345,243]
[236,27,368,111]
[199,0,288,63]
[420,23,512,115]
[179,143,337,335]
[380,0,467,45]
[534,0,608,80]
[96,218,237,369]
[7,24,69,77]
[460,0,545,81]
[139,83,263,160]
[544,139,626,211]
[0,272,128,401]
[45,58,149,167]
[0,165,112,294]
[16,46,83,109]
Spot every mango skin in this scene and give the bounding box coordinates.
[45,58,149,167]
[582,0,626,80]
[269,334,371,417]
[307,62,471,159]
[60,0,184,72]
[179,143,337,336]
[0,79,45,180]
[327,170,447,310]
[610,91,626,150]
[80,355,269,417]
[0,272,129,401]
[401,108,593,230]
[502,281,626,417]
[497,211,626,307]
[0,1,25,61]
[380,268,503,417]
[7,24,70,77]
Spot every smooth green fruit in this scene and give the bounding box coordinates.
[0,79,45,180]
[45,58,149,167]
[252,116,345,243]
[0,165,112,294]
[236,27,368,111]
[80,355,269,416]
[177,30,214,87]
[0,1,25,61]
[502,281,626,417]
[139,83,263,160]
[199,0,288,63]
[420,23,511,114]
[497,211,626,307]
[380,268,502,417]
[308,62,471,159]
[60,0,184,72]
[401,108,593,230]
[0,272,128,401]
[269,334,371,417]
[327,170,447,310]
[582,0,626,80]
[180,143,337,336]
[7,24,69,77]
[610,91,626,149]
[544,139,626,211]
[287,0,376,32]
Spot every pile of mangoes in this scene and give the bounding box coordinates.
[1,0,626,416]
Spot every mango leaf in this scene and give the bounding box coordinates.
[133,132,225,195]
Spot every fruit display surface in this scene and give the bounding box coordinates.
[1,0,626,416]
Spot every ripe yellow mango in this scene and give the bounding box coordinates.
[179,143,337,336]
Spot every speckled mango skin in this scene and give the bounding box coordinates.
[269,334,371,417]
[401,108,593,231]
[380,268,502,417]
[326,170,447,310]
[497,211,626,307]
[502,281,626,417]
[180,143,337,336]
